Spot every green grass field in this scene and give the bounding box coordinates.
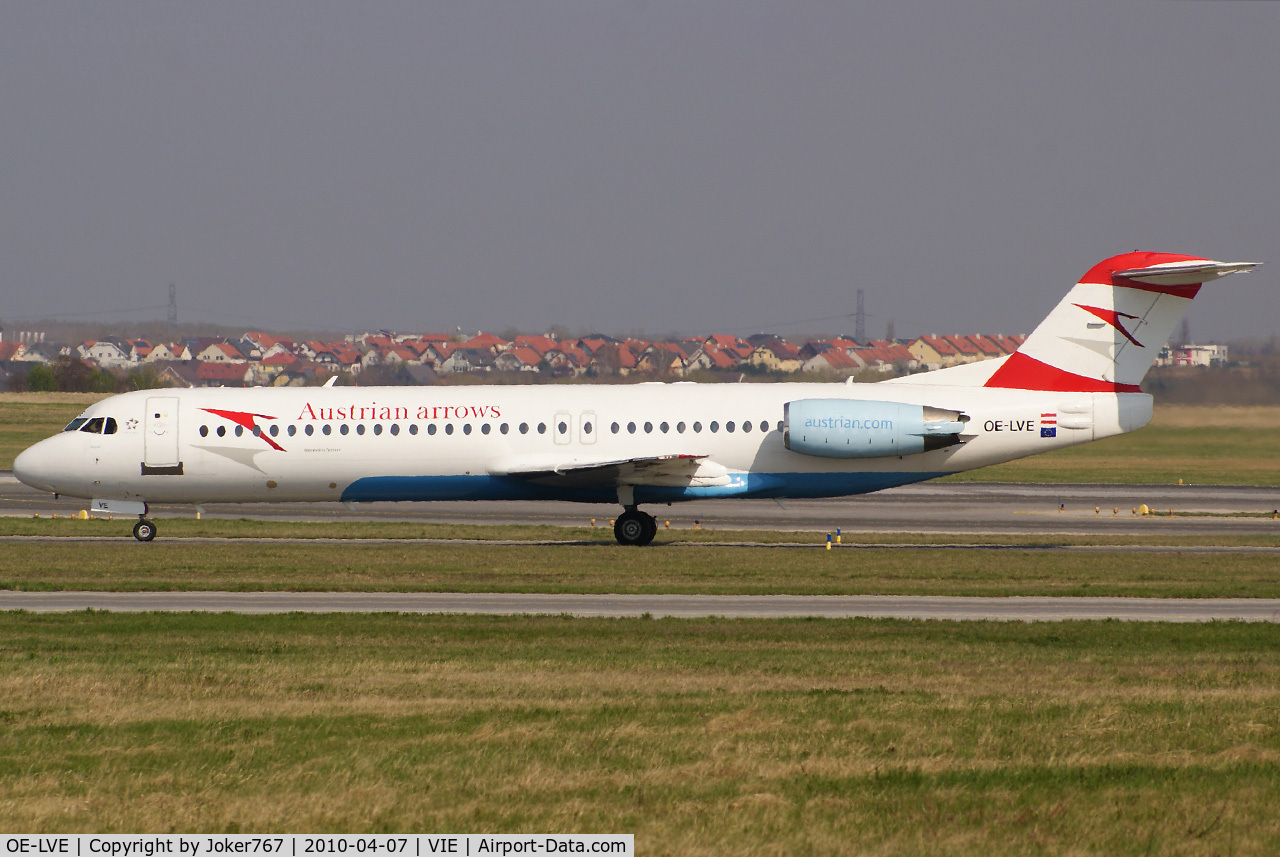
[0,394,99,471]
[2,532,1280,598]
[2,613,1279,854]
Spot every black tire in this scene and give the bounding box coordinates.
[133,519,157,542]
[639,511,658,546]
[614,510,656,546]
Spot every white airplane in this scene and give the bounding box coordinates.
[13,251,1259,544]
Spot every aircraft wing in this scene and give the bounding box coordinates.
[489,453,731,488]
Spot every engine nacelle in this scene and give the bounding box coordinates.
[783,399,967,459]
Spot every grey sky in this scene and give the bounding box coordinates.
[2,2,1276,341]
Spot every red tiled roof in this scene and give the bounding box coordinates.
[919,335,958,356]
[813,349,860,369]
[462,332,509,350]
[941,335,979,355]
[508,347,544,366]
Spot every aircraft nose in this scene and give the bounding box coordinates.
[13,443,56,493]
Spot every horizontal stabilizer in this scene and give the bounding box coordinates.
[1114,260,1259,287]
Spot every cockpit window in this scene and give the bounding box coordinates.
[103,417,118,435]
[64,418,89,432]
[80,417,105,433]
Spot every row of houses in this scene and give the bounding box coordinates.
[1,329,1044,387]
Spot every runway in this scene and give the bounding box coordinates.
[3,590,1279,622]
[5,474,1279,622]
[3,473,1278,537]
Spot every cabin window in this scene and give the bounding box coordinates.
[217,426,227,437]
[583,421,592,435]
[760,421,769,433]
[199,425,209,438]
[409,424,418,436]
[627,421,637,434]
[519,423,529,434]
[341,425,350,436]
[710,421,719,433]
[304,425,314,436]
[538,423,547,434]
[643,422,653,433]
[777,420,784,432]
[557,421,567,435]
[252,426,261,437]
[235,426,244,437]
[64,418,88,432]
[445,424,454,435]
[463,424,473,435]
[269,425,280,437]
[322,425,332,436]
[660,421,669,433]
[677,421,686,433]
[500,423,509,435]
[693,421,702,433]
[427,424,437,436]
[390,424,400,436]
[742,420,751,433]
[611,422,620,434]
[726,421,735,433]
[374,424,383,436]
[481,423,491,435]
[288,425,297,437]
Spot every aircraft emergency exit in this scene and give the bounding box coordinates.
[13,251,1260,544]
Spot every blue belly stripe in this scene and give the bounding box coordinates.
[339,471,953,504]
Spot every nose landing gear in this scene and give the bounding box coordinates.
[614,507,657,546]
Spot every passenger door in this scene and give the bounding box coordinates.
[143,396,183,474]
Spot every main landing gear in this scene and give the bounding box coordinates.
[132,517,157,542]
[614,507,657,547]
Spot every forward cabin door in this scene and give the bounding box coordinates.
[143,396,183,475]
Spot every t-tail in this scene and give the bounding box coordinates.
[983,251,1258,393]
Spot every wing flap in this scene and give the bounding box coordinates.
[489,453,730,488]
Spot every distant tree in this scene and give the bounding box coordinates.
[1175,317,1191,347]
[52,358,95,392]
[89,369,119,393]
[26,364,58,392]
[126,364,166,391]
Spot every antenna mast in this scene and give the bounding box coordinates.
[855,288,866,343]
[168,284,178,325]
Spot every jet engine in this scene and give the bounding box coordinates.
[783,399,968,459]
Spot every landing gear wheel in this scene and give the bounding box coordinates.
[614,509,657,546]
[133,519,157,542]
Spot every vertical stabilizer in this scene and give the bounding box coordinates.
[984,252,1258,392]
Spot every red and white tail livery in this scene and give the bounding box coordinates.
[14,251,1260,544]
[984,252,1258,393]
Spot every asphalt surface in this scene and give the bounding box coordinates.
[5,473,1278,622]
[3,473,1278,537]
[2,590,1279,622]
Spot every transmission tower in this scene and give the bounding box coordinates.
[168,284,177,325]
[854,288,866,343]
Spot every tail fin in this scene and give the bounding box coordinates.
[984,252,1258,393]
